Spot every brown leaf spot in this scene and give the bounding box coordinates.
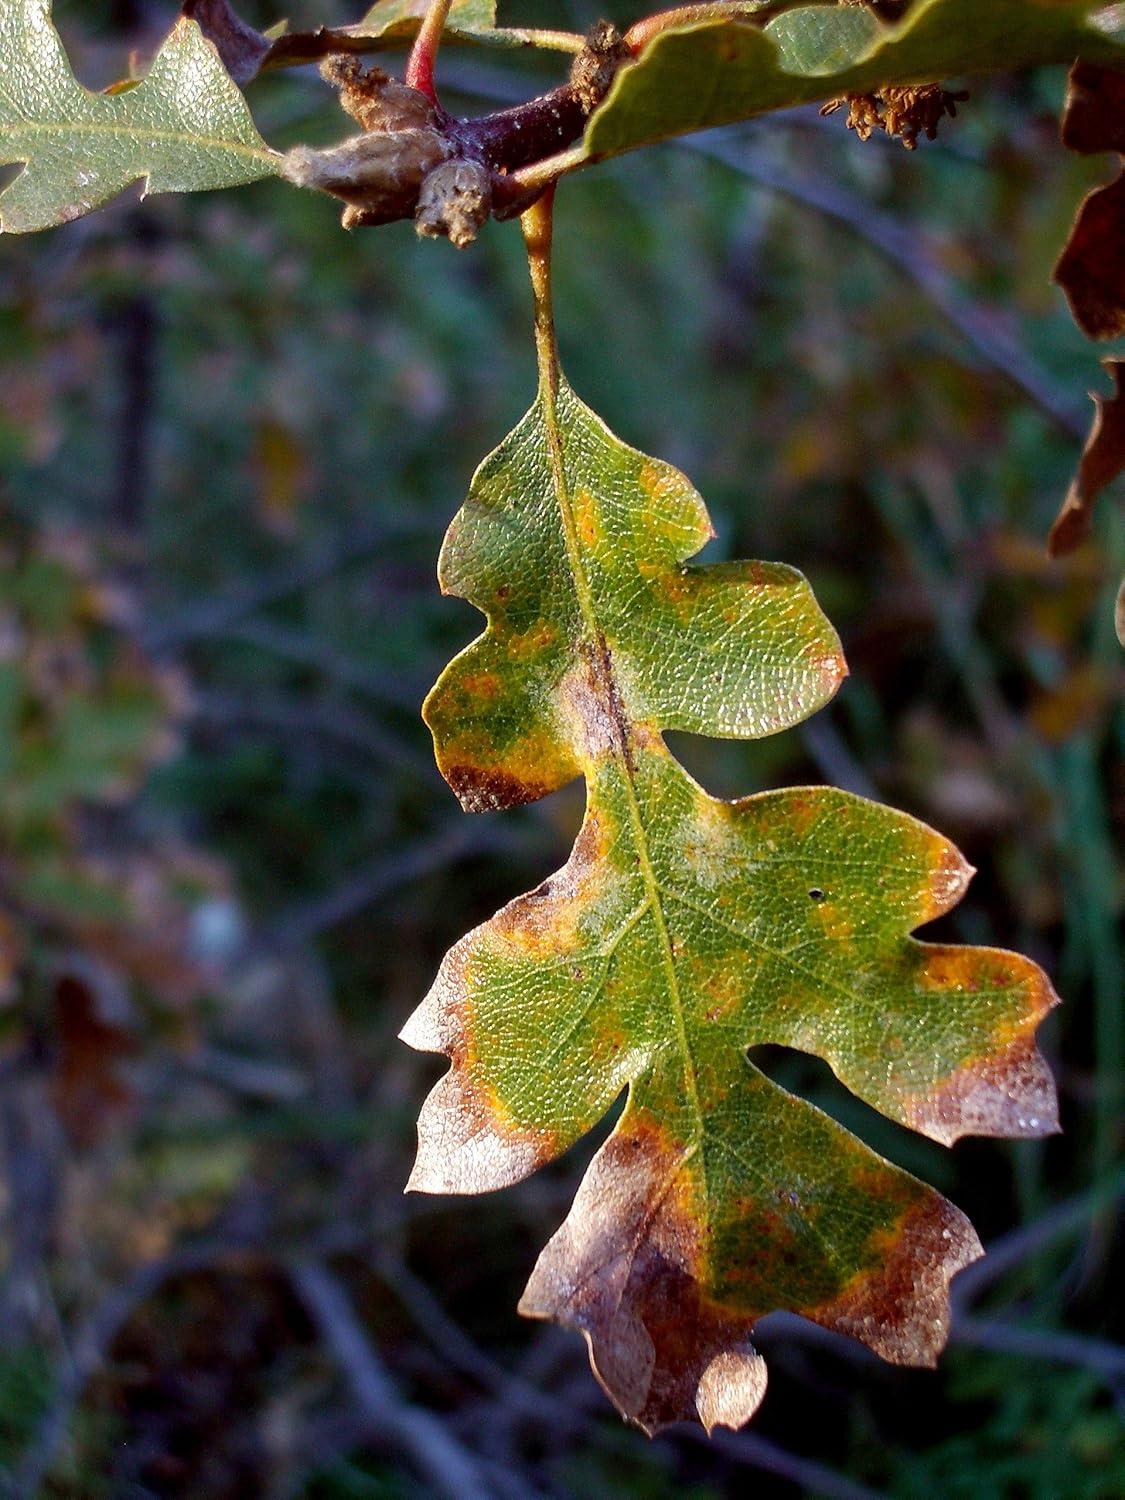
[701,967,742,1023]
[520,1116,767,1434]
[1048,360,1125,556]
[572,487,602,549]
[444,763,552,812]
[507,619,558,656]
[811,902,854,942]
[808,1190,981,1367]
[459,671,501,699]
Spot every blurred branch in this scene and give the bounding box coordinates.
[703,1430,885,1500]
[269,822,479,949]
[144,517,417,655]
[208,619,428,710]
[190,688,436,781]
[440,58,1088,441]
[289,1260,494,1500]
[268,815,556,949]
[374,1255,570,1430]
[690,134,1089,441]
[953,1315,1125,1383]
[952,1168,1125,1306]
[800,717,880,799]
[379,1251,890,1500]
[178,1045,311,1103]
[9,1243,266,1499]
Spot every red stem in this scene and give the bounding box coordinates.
[405,0,454,103]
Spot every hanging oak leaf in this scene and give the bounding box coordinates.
[403,221,1059,1432]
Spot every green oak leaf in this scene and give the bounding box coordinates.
[423,379,845,810]
[402,212,1060,1434]
[585,0,1125,160]
[351,0,497,45]
[255,0,501,71]
[0,0,278,234]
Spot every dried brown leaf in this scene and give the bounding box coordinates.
[1054,61,1125,339]
[1049,360,1125,555]
[181,0,269,85]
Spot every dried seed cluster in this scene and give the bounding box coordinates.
[821,83,969,149]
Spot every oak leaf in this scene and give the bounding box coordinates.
[0,0,277,234]
[403,219,1060,1433]
[584,0,1125,161]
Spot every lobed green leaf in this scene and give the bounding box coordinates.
[585,0,1125,160]
[405,344,1059,1431]
[0,0,278,234]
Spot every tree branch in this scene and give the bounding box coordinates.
[289,1260,494,1500]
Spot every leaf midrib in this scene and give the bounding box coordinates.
[536,374,708,1170]
[0,117,277,168]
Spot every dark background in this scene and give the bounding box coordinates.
[0,3,1121,1495]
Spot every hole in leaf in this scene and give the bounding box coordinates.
[745,1044,948,1181]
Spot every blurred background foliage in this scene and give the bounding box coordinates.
[0,2,1121,1495]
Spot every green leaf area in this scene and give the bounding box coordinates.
[586,0,1125,159]
[256,0,510,70]
[348,0,497,46]
[0,0,277,234]
[404,349,1059,1434]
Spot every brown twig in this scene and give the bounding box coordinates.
[289,1260,493,1500]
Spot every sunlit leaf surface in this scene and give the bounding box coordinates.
[0,0,277,234]
[403,211,1060,1434]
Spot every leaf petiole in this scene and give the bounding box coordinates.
[405,0,455,103]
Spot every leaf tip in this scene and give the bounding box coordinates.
[901,944,1061,1147]
[810,1190,983,1368]
[400,957,559,1194]
[695,1348,769,1435]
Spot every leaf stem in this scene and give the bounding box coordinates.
[624,1,796,55]
[508,143,591,200]
[522,187,558,389]
[497,28,586,54]
[519,189,709,1156]
[405,0,455,103]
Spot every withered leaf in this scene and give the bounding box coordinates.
[402,205,1060,1434]
[1054,60,1125,339]
[50,965,138,1147]
[181,0,270,86]
[1049,360,1125,555]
